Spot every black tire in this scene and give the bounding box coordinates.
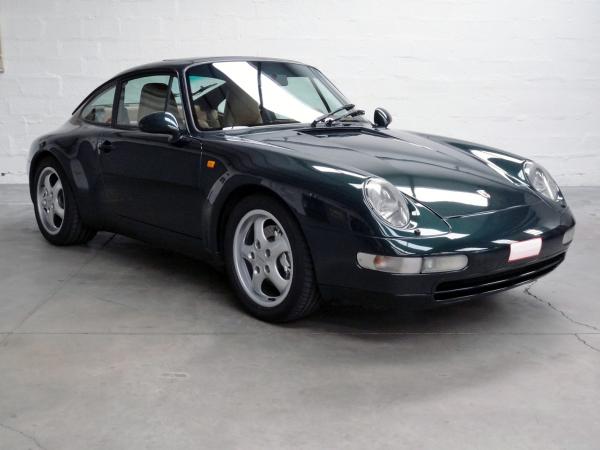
[32,156,97,246]
[224,195,321,322]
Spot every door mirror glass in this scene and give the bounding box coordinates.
[139,111,181,139]
[374,107,392,128]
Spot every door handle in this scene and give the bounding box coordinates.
[99,140,114,153]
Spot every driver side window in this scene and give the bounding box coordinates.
[116,74,186,128]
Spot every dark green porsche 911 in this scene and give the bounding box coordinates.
[28,57,575,322]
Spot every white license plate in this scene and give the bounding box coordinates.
[509,238,542,262]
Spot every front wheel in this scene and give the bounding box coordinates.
[224,195,321,322]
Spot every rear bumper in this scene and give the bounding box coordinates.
[303,202,575,307]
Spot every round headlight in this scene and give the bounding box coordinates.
[523,161,561,202]
[363,178,411,228]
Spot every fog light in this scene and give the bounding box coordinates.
[357,253,422,274]
[357,253,468,274]
[562,226,575,245]
[422,255,468,273]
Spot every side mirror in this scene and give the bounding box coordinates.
[374,108,392,128]
[139,111,182,141]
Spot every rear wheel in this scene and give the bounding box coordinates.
[33,157,96,245]
[225,195,321,322]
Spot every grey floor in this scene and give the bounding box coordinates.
[0,184,598,450]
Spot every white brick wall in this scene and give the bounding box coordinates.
[1,0,599,185]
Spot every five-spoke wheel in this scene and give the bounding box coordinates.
[233,210,293,307]
[33,157,96,245]
[225,195,321,322]
[36,167,65,235]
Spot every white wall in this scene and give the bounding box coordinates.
[1,0,599,185]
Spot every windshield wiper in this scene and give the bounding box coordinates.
[311,103,355,127]
[327,108,365,125]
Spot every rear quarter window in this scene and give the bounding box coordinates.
[81,84,116,125]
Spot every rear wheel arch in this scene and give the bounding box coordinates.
[31,155,96,245]
[29,148,102,229]
[29,151,61,200]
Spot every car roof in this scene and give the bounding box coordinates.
[73,56,309,115]
[113,56,307,78]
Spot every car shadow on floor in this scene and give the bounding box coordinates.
[85,233,533,338]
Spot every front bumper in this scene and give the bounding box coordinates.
[303,201,575,308]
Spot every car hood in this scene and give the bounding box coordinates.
[236,126,537,218]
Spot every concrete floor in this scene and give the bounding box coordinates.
[0,184,598,450]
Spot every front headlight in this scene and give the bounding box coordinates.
[523,161,562,202]
[363,177,411,228]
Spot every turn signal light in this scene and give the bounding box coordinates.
[357,253,468,274]
[562,226,575,245]
[422,255,469,273]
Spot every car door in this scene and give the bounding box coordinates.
[98,72,204,238]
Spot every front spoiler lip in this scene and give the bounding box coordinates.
[432,252,565,302]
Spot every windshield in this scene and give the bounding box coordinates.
[186,61,362,130]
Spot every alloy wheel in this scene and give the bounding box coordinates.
[36,167,65,235]
[232,209,294,307]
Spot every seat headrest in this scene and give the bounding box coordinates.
[137,82,179,122]
[223,84,263,127]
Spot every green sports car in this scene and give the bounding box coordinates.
[28,57,575,322]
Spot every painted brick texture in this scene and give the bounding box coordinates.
[1,0,599,184]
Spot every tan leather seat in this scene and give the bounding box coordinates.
[194,105,220,129]
[137,82,182,124]
[222,85,263,127]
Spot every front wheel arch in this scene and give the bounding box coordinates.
[215,184,306,257]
